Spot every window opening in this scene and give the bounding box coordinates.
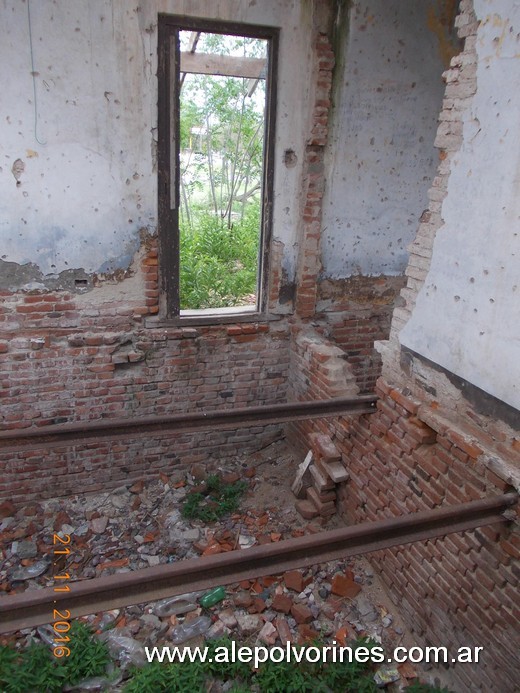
[158,16,278,320]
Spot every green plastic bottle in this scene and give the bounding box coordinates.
[200,586,226,608]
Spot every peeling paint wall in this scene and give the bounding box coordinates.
[400,0,520,410]
[321,0,455,278]
[1,1,155,287]
[0,0,318,291]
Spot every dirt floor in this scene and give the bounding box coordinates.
[0,438,457,691]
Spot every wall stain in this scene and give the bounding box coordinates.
[427,0,463,68]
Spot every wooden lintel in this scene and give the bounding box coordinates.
[180,52,266,79]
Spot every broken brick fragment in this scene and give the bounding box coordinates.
[331,573,361,599]
[129,480,144,494]
[261,575,278,587]
[0,501,16,519]
[398,661,418,680]
[248,597,267,614]
[271,593,293,614]
[309,433,341,462]
[283,570,304,592]
[334,626,349,646]
[291,603,314,624]
[233,592,253,609]
[295,499,319,520]
[258,621,277,645]
[222,471,240,484]
[251,581,264,594]
[275,616,293,644]
[53,510,72,531]
[257,534,272,545]
[297,623,320,642]
[202,543,222,557]
[193,541,208,554]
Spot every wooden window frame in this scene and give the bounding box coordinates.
[157,14,279,323]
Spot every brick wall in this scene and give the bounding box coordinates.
[285,3,520,687]
[0,261,291,501]
[328,3,520,688]
[285,325,359,453]
[337,380,519,693]
[323,310,391,393]
[287,323,519,690]
[0,23,341,504]
[294,33,335,318]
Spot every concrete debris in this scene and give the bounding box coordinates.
[291,450,313,498]
[11,540,37,559]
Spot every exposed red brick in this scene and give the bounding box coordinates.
[0,500,16,519]
[389,388,420,414]
[283,570,304,593]
[274,616,293,644]
[271,594,293,614]
[290,603,313,624]
[295,499,319,520]
[331,573,361,599]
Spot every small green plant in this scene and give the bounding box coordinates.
[0,641,62,693]
[255,658,328,692]
[204,636,252,681]
[59,620,111,684]
[124,660,206,692]
[121,636,455,693]
[182,474,247,522]
[0,622,110,693]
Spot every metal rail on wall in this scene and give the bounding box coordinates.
[0,395,378,453]
[0,493,517,634]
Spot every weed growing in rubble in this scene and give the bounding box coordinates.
[0,622,110,693]
[123,636,453,693]
[182,474,247,522]
[123,660,206,692]
[0,630,453,692]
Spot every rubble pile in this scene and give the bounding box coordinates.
[0,440,445,690]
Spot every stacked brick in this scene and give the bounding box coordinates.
[315,276,405,393]
[295,33,335,318]
[295,433,349,520]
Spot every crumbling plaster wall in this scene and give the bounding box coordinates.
[0,0,324,293]
[397,0,520,412]
[321,0,455,279]
[288,2,519,690]
[300,0,458,391]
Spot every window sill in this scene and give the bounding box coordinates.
[144,307,282,328]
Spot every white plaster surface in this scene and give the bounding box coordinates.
[0,0,315,280]
[400,1,520,410]
[321,0,448,278]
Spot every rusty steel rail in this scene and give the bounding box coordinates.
[0,493,516,634]
[0,395,377,453]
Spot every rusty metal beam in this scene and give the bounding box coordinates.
[0,396,377,454]
[0,493,515,634]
